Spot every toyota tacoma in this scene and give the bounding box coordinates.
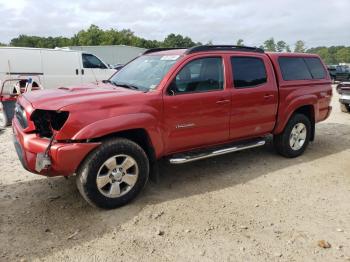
[12,45,333,209]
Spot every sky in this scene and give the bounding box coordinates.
[0,0,349,48]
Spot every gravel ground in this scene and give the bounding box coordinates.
[0,87,349,262]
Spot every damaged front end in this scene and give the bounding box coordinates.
[31,109,69,138]
[13,103,100,177]
[30,109,69,172]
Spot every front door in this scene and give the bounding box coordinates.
[163,56,231,153]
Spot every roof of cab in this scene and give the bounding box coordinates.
[144,49,187,56]
[143,45,265,56]
[266,52,321,59]
[144,46,322,60]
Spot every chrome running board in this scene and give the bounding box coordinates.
[169,140,266,164]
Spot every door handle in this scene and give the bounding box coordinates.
[216,99,230,105]
[264,94,274,99]
[81,69,84,75]
[75,69,79,75]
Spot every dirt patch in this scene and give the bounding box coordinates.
[1,88,350,261]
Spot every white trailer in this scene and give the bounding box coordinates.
[0,47,116,89]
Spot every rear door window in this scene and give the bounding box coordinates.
[278,57,312,81]
[230,57,267,88]
[304,58,325,79]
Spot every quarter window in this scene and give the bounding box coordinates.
[304,57,326,79]
[82,54,107,69]
[231,57,267,88]
[169,57,224,94]
[278,57,312,81]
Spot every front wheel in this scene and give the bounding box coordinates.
[76,138,149,209]
[274,114,311,158]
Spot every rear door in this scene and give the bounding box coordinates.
[81,53,116,83]
[228,54,278,140]
[163,55,231,153]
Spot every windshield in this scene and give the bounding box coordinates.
[109,55,180,91]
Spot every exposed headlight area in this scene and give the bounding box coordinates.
[15,103,28,129]
[31,110,69,138]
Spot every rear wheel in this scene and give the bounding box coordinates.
[76,138,149,209]
[340,103,350,113]
[274,114,311,158]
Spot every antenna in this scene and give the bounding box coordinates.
[91,67,99,87]
[7,60,20,94]
[7,60,11,79]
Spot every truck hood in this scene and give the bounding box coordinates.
[22,83,140,111]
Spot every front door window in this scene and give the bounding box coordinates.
[169,57,224,95]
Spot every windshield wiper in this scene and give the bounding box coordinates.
[113,82,139,90]
[102,80,139,90]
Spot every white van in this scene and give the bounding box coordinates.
[0,47,116,89]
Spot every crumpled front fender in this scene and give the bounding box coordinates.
[71,113,164,157]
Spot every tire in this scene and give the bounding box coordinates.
[76,138,149,209]
[274,114,311,158]
[0,110,8,129]
[340,103,350,113]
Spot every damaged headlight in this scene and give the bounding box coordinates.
[31,110,69,138]
[15,103,28,129]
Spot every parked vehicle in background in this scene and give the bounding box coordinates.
[67,45,146,67]
[327,65,337,81]
[336,82,350,112]
[327,65,350,82]
[0,76,42,128]
[12,45,332,209]
[0,47,116,89]
[111,64,124,71]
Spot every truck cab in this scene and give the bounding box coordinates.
[12,45,332,209]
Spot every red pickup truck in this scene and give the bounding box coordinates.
[12,45,332,209]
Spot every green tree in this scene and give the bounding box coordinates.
[10,25,350,64]
[335,48,350,63]
[263,38,276,52]
[75,24,104,46]
[162,34,197,48]
[307,47,334,64]
[276,40,287,52]
[8,24,203,49]
[294,40,306,53]
[236,39,244,46]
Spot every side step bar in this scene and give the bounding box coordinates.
[169,140,266,164]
